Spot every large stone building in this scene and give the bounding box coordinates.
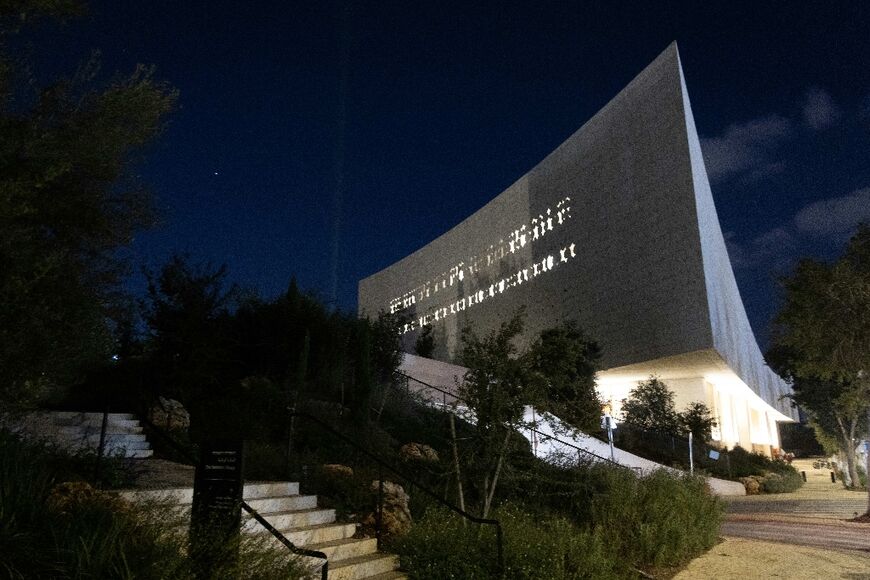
[359,43,796,453]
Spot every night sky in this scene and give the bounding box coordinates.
[32,1,870,346]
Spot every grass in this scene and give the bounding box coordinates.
[0,429,311,579]
[393,461,724,579]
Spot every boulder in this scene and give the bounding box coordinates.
[399,442,440,464]
[321,464,354,479]
[148,397,190,431]
[47,481,129,515]
[739,476,762,495]
[362,480,412,537]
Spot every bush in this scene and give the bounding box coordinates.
[589,468,723,569]
[758,470,803,494]
[393,504,625,579]
[0,429,309,579]
[395,463,723,578]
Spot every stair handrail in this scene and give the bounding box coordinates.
[136,414,329,580]
[393,370,631,470]
[289,410,505,577]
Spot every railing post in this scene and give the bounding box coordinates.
[94,404,109,488]
[377,463,384,550]
[688,431,694,475]
[495,522,504,578]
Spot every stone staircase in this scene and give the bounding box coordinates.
[16,411,153,459]
[120,481,405,580]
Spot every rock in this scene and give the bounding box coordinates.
[739,476,762,495]
[399,442,439,464]
[47,481,129,515]
[321,464,354,479]
[148,397,190,431]
[362,480,412,537]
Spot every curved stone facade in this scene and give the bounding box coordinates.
[359,43,797,449]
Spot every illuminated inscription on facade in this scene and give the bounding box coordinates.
[398,242,577,334]
[389,197,573,317]
[383,196,577,335]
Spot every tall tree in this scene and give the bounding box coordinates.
[458,310,539,518]
[143,255,237,406]
[621,376,680,435]
[527,321,602,433]
[0,1,176,406]
[770,225,870,511]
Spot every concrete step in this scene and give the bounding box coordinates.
[124,449,153,459]
[79,433,148,445]
[327,553,400,580]
[280,522,357,546]
[74,418,141,430]
[245,494,318,514]
[118,482,302,506]
[118,487,194,504]
[306,537,378,561]
[51,411,136,421]
[57,425,144,436]
[243,481,301,499]
[254,507,336,531]
[65,439,152,453]
[364,572,407,580]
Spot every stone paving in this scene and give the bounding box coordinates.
[724,459,868,521]
[675,460,870,578]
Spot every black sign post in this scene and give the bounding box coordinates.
[190,440,244,578]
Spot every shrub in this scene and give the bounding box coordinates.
[0,429,309,579]
[759,470,803,494]
[396,462,723,578]
[589,468,723,569]
[393,504,626,579]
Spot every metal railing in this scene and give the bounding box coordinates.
[290,410,504,576]
[393,370,631,471]
[135,414,329,580]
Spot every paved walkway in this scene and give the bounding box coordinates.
[680,458,870,577]
[674,537,870,579]
[724,459,868,521]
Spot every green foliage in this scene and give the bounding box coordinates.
[778,421,825,457]
[757,470,803,493]
[0,429,309,579]
[769,225,870,498]
[528,322,602,433]
[458,310,538,517]
[414,324,435,358]
[395,464,723,579]
[679,401,718,442]
[591,469,723,568]
[0,7,176,407]
[621,376,680,435]
[394,504,625,580]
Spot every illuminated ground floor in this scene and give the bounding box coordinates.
[597,349,793,455]
[398,350,793,457]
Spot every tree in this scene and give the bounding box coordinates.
[770,224,870,512]
[527,321,602,433]
[0,2,176,406]
[621,376,680,435]
[143,255,237,408]
[414,324,435,358]
[679,402,717,443]
[458,309,538,518]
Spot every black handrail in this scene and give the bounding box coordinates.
[136,414,329,580]
[290,411,504,577]
[394,370,631,470]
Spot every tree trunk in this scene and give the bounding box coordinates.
[482,428,512,519]
[866,408,870,516]
[449,412,466,514]
[836,416,860,488]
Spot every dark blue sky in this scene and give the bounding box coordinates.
[36,1,870,345]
